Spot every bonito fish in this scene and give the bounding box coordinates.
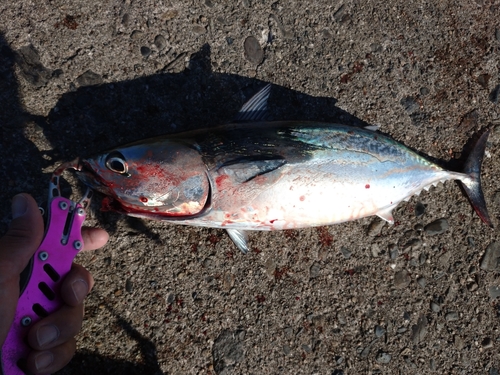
[75,84,492,252]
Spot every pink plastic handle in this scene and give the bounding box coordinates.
[1,197,85,375]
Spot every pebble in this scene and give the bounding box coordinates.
[424,218,449,236]
[213,330,245,373]
[283,345,291,355]
[376,352,392,364]
[394,269,410,289]
[496,28,500,40]
[411,315,428,344]
[415,202,426,217]
[125,278,133,293]
[454,335,464,350]
[429,358,436,371]
[367,219,385,236]
[389,244,398,259]
[140,46,151,58]
[76,70,103,86]
[154,35,167,50]
[445,311,459,322]
[419,87,430,96]
[481,242,500,271]
[371,243,381,257]
[414,223,424,232]
[340,246,351,259]
[130,30,143,40]
[482,337,493,349]
[166,293,175,304]
[489,286,500,299]
[16,44,53,88]
[417,277,426,288]
[375,325,386,337]
[243,36,264,65]
[310,262,321,279]
[402,238,422,251]
[491,85,500,104]
[400,96,419,114]
[430,301,441,313]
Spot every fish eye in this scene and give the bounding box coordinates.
[105,152,129,175]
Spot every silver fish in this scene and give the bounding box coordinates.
[75,84,492,253]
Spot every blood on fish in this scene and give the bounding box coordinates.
[216,174,229,188]
[299,195,305,201]
[139,196,148,203]
[365,184,370,189]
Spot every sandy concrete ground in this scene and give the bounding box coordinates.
[1,0,500,374]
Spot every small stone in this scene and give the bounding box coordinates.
[213,330,245,373]
[226,37,234,45]
[130,30,143,40]
[243,36,264,65]
[333,4,346,22]
[489,286,500,299]
[402,238,422,251]
[310,262,321,279]
[430,301,441,313]
[415,202,426,217]
[411,315,428,344]
[367,219,386,236]
[154,35,167,50]
[454,335,465,350]
[467,237,476,248]
[496,28,500,41]
[301,344,312,353]
[458,110,479,132]
[340,246,351,259]
[430,358,436,371]
[76,70,102,86]
[397,327,407,333]
[376,352,391,364]
[467,283,479,292]
[417,277,426,288]
[394,269,411,289]
[445,311,459,322]
[414,223,424,232]
[424,218,449,236]
[192,25,206,34]
[16,44,53,87]
[283,345,291,355]
[438,251,452,268]
[491,85,500,103]
[420,87,430,96]
[140,46,151,58]
[375,325,386,337]
[480,242,500,271]
[400,96,419,114]
[371,243,381,257]
[389,244,398,259]
[114,289,122,296]
[125,278,133,293]
[166,293,175,304]
[482,337,493,349]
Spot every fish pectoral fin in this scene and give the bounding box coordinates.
[376,206,396,224]
[364,125,380,131]
[219,156,286,183]
[226,229,250,254]
[233,84,271,122]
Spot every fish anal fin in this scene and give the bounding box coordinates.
[376,206,396,224]
[234,84,271,123]
[226,229,249,254]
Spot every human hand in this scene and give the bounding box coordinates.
[0,194,108,374]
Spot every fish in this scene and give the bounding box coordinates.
[74,84,493,253]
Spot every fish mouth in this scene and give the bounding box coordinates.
[75,159,114,196]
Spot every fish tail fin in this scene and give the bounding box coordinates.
[460,129,493,227]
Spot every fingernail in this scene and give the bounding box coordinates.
[37,324,59,347]
[35,351,54,371]
[72,279,89,303]
[12,194,28,219]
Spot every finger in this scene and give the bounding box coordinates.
[27,303,84,351]
[25,338,76,374]
[0,194,44,345]
[81,227,109,251]
[60,263,94,307]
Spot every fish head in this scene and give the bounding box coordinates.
[77,139,211,216]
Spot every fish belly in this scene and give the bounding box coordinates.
[208,149,453,230]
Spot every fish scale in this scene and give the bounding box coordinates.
[72,84,492,253]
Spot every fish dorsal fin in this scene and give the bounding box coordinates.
[218,156,286,184]
[234,84,271,122]
[376,205,396,224]
[226,229,249,254]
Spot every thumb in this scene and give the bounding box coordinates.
[0,194,44,346]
